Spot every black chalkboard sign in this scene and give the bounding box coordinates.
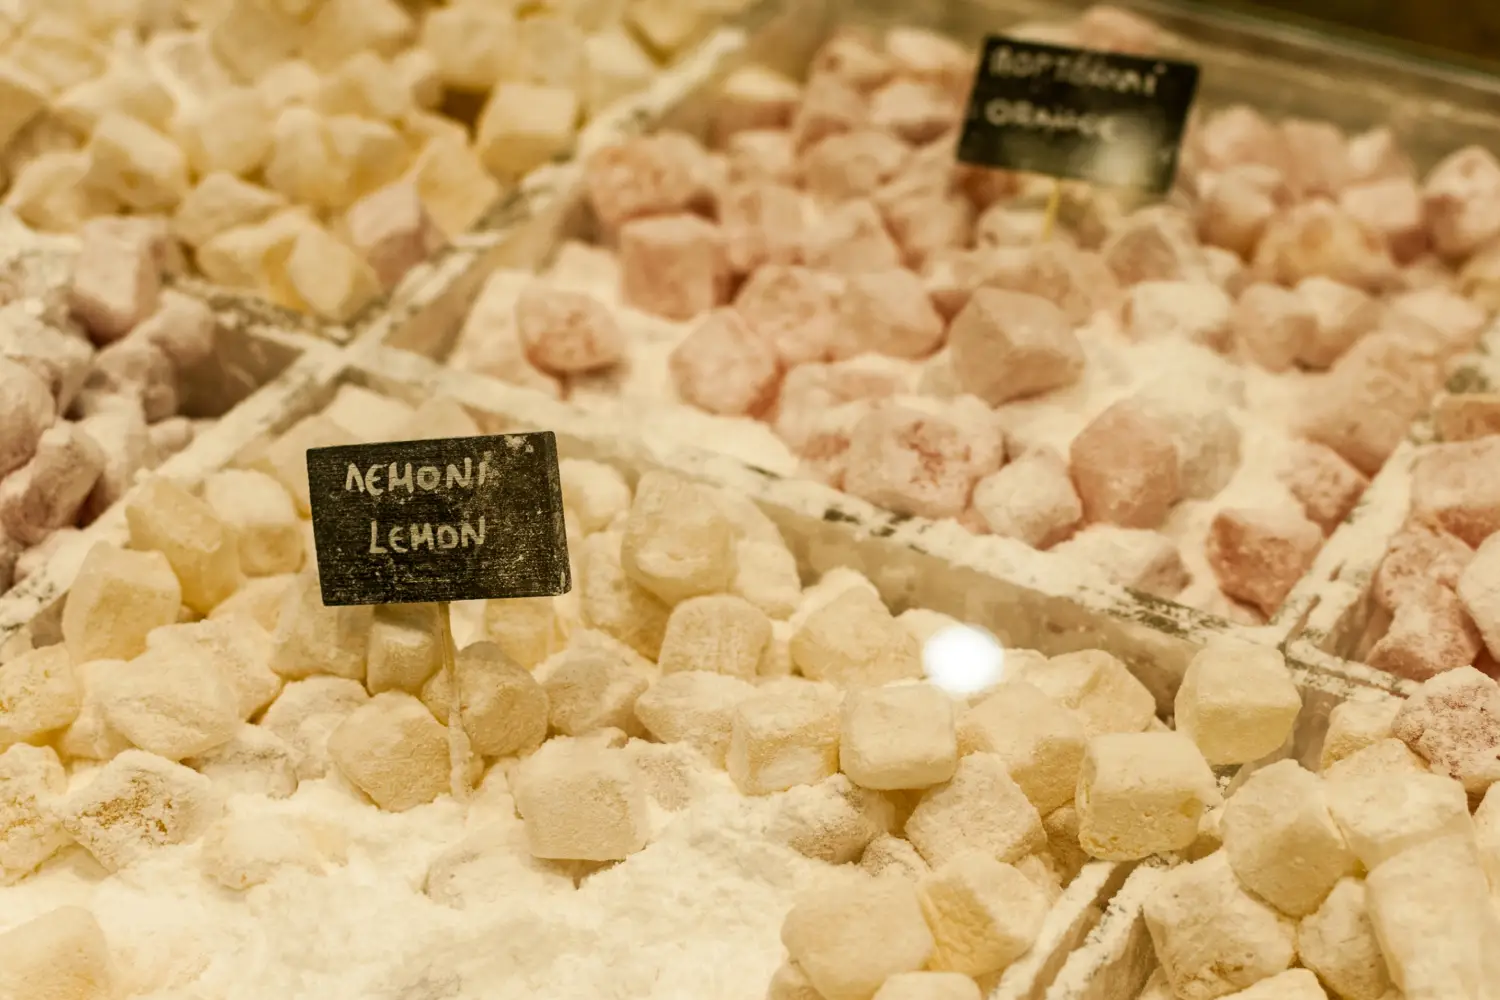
[305,432,571,606]
[956,37,1200,194]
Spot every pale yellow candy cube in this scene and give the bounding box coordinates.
[1220,759,1355,917]
[366,603,442,695]
[514,741,649,861]
[474,82,578,180]
[259,676,370,780]
[0,907,113,1000]
[1322,737,1428,785]
[633,670,756,767]
[62,542,181,663]
[0,646,80,748]
[840,684,957,790]
[766,961,823,1000]
[731,538,802,619]
[209,573,297,632]
[781,872,935,1000]
[250,413,356,516]
[328,692,450,812]
[1365,835,1500,999]
[1042,803,1089,885]
[1143,853,1297,1000]
[959,680,1086,812]
[484,596,566,670]
[437,641,548,758]
[202,469,304,577]
[201,812,325,890]
[1320,696,1402,771]
[1324,770,1473,870]
[125,476,243,614]
[558,458,632,533]
[658,593,771,680]
[874,972,981,1000]
[791,588,922,688]
[580,532,670,660]
[620,471,737,606]
[1297,878,1393,1000]
[1478,784,1500,896]
[918,852,1048,976]
[541,646,647,737]
[151,618,282,721]
[269,571,373,682]
[906,752,1045,867]
[1220,969,1330,999]
[0,744,69,884]
[1174,640,1301,766]
[320,384,414,443]
[1020,649,1156,736]
[185,723,300,798]
[1077,732,1219,861]
[727,691,840,795]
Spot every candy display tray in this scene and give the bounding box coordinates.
[360,0,1500,705]
[0,341,1405,1000]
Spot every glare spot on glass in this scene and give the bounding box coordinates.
[922,624,1006,697]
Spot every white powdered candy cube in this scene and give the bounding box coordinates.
[620,471,737,605]
[444,641,548,758]
[185,724,300,798]
[1297,878,1393,1000]
[1324,770,1473,870]
[0,907,114,1000]
[906,752,1046,867]
[541,647,648,737]
[1077,732,1220,861]
[918,852,1048,977]
[770,775,891,864]
[0,744,69,884]
[269,571,373,682]
[1219,970,1329,999]
[727,691,841,795]
[202,468,304,576]
[781,873,936,1000]
[201,813,326,890]
[366,604,442,695]
[634,671,757,767]
[148,618,281,720]
[1143,852,1297,1000]
[840,684,957,790]
[1017,649,1156,736]
[1175,640,1301,766]
[1323,738,1429,786]
[99,636,241,761]
[328,692,450,812]
[862,834,931,882]
[68,217,162,344]
[514,741,649,861]
[0,646,80,748]
[791,587,923,687]
[1320,697,1402,770]
[767,961,823,1000]
[1220,759,1355,916]
[958,680,1087,813]
[62,543,181,664]
[657,593,772,679]
[210,574,296,632]
[125,476,243,614]
[1365,835,1500,998]
[60,750,222,872]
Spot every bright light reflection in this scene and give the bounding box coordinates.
[923,624,1006,696]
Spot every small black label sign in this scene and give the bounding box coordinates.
[306,432,571,606]
[956,37,1200,194]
